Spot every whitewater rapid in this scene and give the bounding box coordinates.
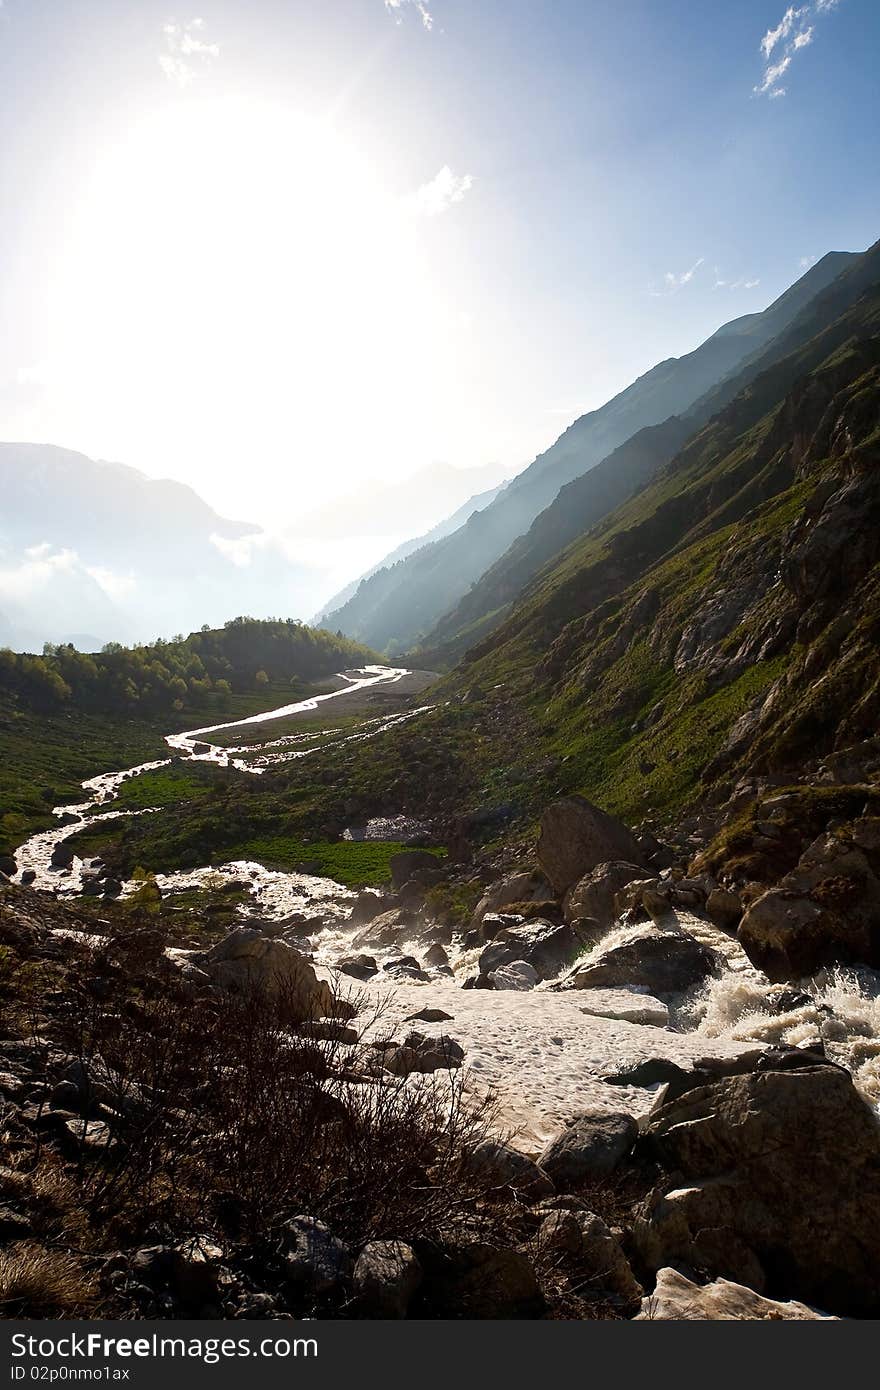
[10,663,880,1142]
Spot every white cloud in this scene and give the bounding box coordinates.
[799,253,817,268]
[85,566,137,601]
[714,273,761,290]
[406,165,474,217]
[754,3,844,98]
[755,52,792,94]
[760,6,807,59]
[159,17,220,87]
[0,546,79,602]
[654,257,704,295]
[384,0,434,30]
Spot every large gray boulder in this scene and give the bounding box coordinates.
[200,929,333,1022]
[634,1064,880,1317]
[335,953,378,981]
[539,1111,638,1187]
[572,924,719,997]
[738,829,880,979]
[537,797,645,896]
[489,960,540,991]
[479,919,587,982]
[565,861,647,926]
[470,871,553,929]
[468,1141,555,1200]
[636,1268,836,1320]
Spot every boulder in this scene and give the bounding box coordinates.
[297,1020,359,1044]
[350,910,413,951]
[489,960,540,991]
[565,861,647,927]
[478,940,516,976]
[20,869,36,887]
[424,943,449,968]
[470,872,553,929]
[636,1267,836,1320]
[468,1141,555,1200]
[706,886,743,931]
[169,1237,225,1306]
[534,1210,641,1300]
[478,911,523,941]
[737,831,880,978]
[538,1111,638,1187]
[352,1240,422,1318]
[335,953,378,981]
[423,1242,542,1318]
[479,920,587,982]
[573,924,719,997]
[388,850,441,890]
[200,929,333,1022]
[537,797,645,896]
[0,855,16,878]
[50,842,75,869]
[397,880,425,907]
[603,1047,792,1102]
[282,1216,350,1296]
[63,1118,112,1153]
[634,1064,880,1316]
[348,890,385,926]
[378,1033,465,1076]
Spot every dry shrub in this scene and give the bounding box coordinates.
[0,1243,96,1317]
[205,993,504,1245]
[48,960,514,1256]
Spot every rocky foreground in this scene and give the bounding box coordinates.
[1,787,880,1321]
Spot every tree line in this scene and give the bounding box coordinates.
[0,617,377,715]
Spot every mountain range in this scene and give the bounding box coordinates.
[323,252,856,654]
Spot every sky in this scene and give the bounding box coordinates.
[0,0,878,532]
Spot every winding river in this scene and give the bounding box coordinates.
[9,664,880,1140]
[11,665,433,895]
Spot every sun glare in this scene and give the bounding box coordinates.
[45,97,451,514]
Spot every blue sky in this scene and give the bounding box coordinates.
[0,0,877,528]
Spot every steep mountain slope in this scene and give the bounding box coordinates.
[325,253,856,652]
[444,276,880,826]
[422,243,880,665]
[312,478,507,623]
[422,418,692,661]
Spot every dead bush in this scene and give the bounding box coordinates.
[0,1243,97,1317]
[42,960,517,1262]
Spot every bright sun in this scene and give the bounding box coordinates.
[45,97,456,517]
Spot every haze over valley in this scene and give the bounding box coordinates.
[2,0,880,1329]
